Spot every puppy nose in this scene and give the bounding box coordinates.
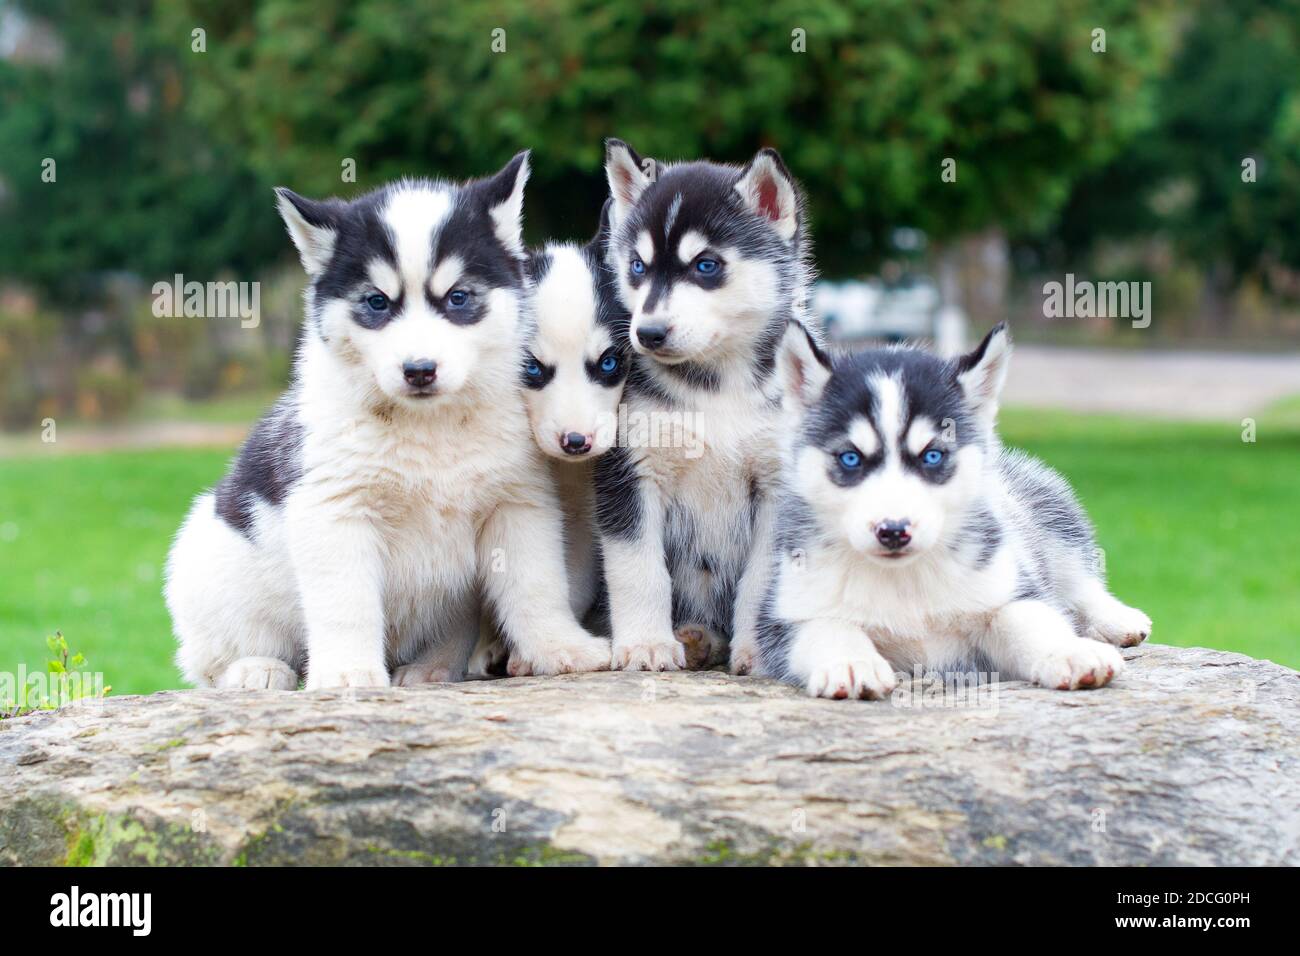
[402,359,437,388]
[874,519,912,551]
[561,432,592,456]
[636,324,669,350]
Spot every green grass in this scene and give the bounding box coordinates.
[0,408,1296,697]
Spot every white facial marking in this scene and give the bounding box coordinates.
[906,416,938,456]
[869,373,905,456]
[366,259,400,298]
[382,186,453,293]
[677,229,708,264]
[635,231,655,266]
[430,255,464,299]
[847,417,880,457]
[664,193,682,237]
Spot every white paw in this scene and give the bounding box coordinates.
[1083,602,1152,648]
[674,624,727,670]
[217,657,298,690]
[728,634,759,676]
[1029,640,1123,690]
[806,648,898,701]
[304,665,390,690]
[392,663,457,686]
[612,635,685,672]
[508,634,611,676]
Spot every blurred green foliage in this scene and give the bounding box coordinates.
[0,0,283,303]
[1055,0,1300,309]
[159,0,1174,273]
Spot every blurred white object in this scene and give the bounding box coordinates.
[813,278,964,353]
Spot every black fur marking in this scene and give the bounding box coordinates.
[521,352,555,390]
[584,348,629,388]
[593,445,643,541]
[803,347,979,475]
[214,397,303,538]
[660,360,720,392]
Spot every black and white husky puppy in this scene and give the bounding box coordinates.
[759,322,1152,699]
[467,202,630,675]
[166,153,610,689]
[595,139,817,673]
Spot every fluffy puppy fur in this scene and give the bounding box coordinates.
[758,322,1152,699]
[595,139,818,672]
[468,201,630,675]
[166,153,609,689]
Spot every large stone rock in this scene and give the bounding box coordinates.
[1,643,1296,866]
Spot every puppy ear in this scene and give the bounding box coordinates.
[735,148,800,243]
[954,323,1012,429]
[604,138,653,232]
[477,150,531,259]
[777,321,832,412]
[275,188,344,278]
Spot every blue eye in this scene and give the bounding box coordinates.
[838,450,862,470]
[365,292,389,312]
[600,353,619,374]
[447,289,470,308]
[695,258,719,276]
[630,257,645,276]
[922,448,945,467]
[525,360,543,378]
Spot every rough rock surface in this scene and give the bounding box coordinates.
[1,643,1296,866]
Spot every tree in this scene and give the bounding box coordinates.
[166,0,1175,278]
[1052,0,1300,324]
[0,0,282,304]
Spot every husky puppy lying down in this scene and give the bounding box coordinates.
[166,153,610,689]
[759,322,1151,699]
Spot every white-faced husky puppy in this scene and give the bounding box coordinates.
[467,201,630,676]
[166,153,611,689]
[595,139,817,673]
[759,322,1152,699]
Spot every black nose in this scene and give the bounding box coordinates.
[875,520,912,551]
[402,359,437,388]
[636,324,669,350]
[561,432,592,456]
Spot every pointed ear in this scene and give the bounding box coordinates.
[777,321,832,412]
[478,150,531,258]
[604,138,653,233]
[735,148,800,243]
[954,323,1012,428]
[275,188,343,278]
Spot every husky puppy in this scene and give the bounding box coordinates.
[759,322,1152,699]
[467,201,629,675]
[166,153,610,689]
[595,139,816,672]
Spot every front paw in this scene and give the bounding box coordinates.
[508,634,611,676]
[392,663,457,686]
[674,625,727,670]
[612,635,686,671]
[1029,640,1123,690]
[806,649,897,701]
[304,665,390,690]
[727,632,759,676]
[1083,603,1152,648]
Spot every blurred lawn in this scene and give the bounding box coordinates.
[0,407,1296,697]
